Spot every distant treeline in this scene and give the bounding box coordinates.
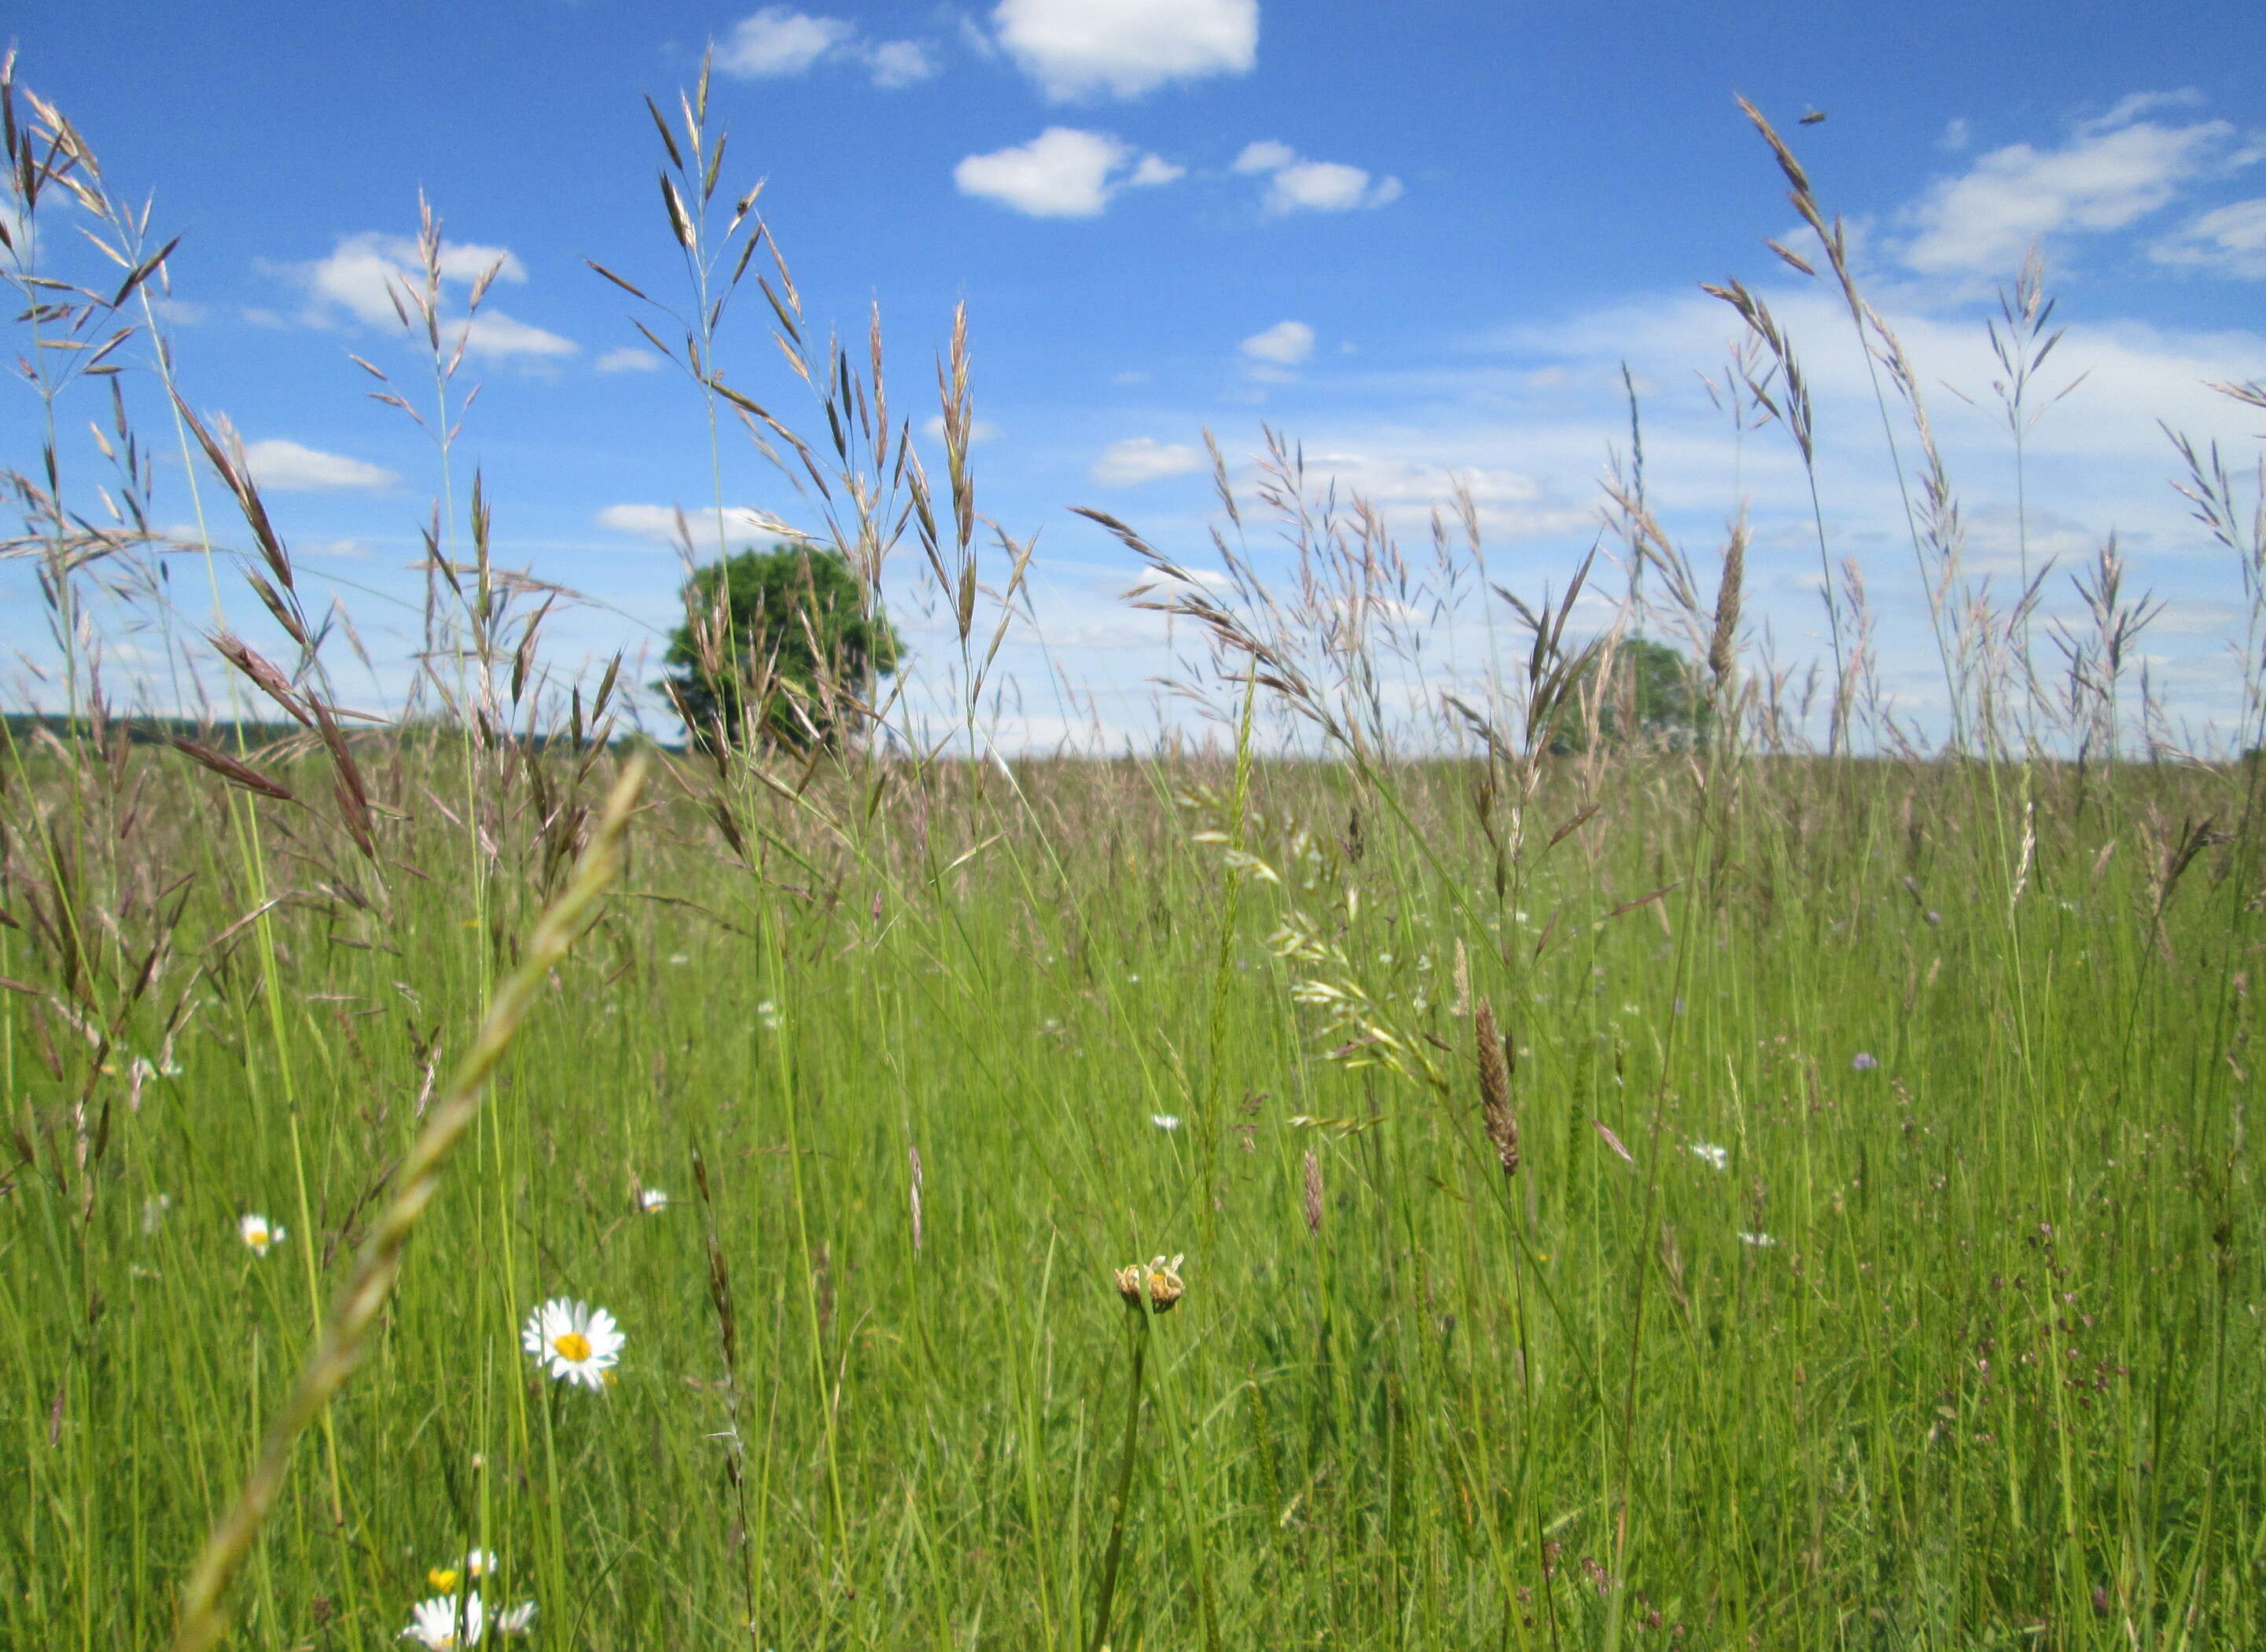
[1,713,661,753]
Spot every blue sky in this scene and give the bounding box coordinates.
[10,0,2266,749]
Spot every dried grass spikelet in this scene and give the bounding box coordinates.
[1708,521,1746,697]
[1302,1150,1324,1236]
[1474,1000,1520,1177]
[1114,1254,1186,1314]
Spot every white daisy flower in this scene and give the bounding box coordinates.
[462,1547,498,1580]
[1150,1113,1182,1131]
[1738,1231,1779,1248]
[401,1591,484,1646]
[521,1297,624,1390]
[1688,1142,1729,1172]
[238,1213,285,1256]
[637,1187,669,1213]
[495,1600,538,1636]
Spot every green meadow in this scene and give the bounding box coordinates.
[9,48,2266,1652]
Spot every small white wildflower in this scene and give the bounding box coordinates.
[238,1213,285,1256]
[1688,1142,1729,1172]
[142,1194,172,1234]
[521,1298,624,1391]
[667,952,690,966]
[1150,1113,1182,1131]
[1738,1231,1779,1248]
[402,1592,484,1647]
[756,1000,782,1031]
[637,1188,669,1214]
[495,1600,537,1636]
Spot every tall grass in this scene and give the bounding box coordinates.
[6,47,2266,1652]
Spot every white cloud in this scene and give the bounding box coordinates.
[1900,96,2253,276]
[596,345,664,373]
[299,538,377,561]
[1232,140,1403,215]
[1233,140,1296,175]
[1091,437,1202,486]
[866,39,938,88]
[2153,197,2266,278]
[598,504,802,544]
[957,128,1179,217]
[1240,319,1315,367]
[717,8,855,77]
[991,0,1257,101]
[300,231,524,326]
[241,440,398,493]
[1940,117,1972,153]
[279,231,573,360]
[457,312,577,361]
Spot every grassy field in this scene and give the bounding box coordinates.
[9,46,2266,1652]
[6,738,2264,1650]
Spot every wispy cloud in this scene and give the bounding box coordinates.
[866,39,939,88]
[1897,91,2258,277]
[1090,436,1201,486]
[595,345,664,373]
[991,0,1257,101]
[598,503,800,544]
[955,128,1181,217]
[241,440,398,492]
[2152,197,2266,278]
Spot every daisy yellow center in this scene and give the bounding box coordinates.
[428,1567,461,1592]
[553,1330,592,1363]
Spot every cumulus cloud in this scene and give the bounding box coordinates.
[280,230,576,361]
[716,9,936,87]
[992,0,1257,101]
[299,231,524,326]
[2152,197,2266,278]
[241,440,398,492]
[1899,93,2257,277]
[598,504,800,543]
[717,8,856,76]
[596,345,664,373]
[1091,437,1202,486]
[1232,140,1403,215]
[955,128,1180,217]
[1240,319,1315,367]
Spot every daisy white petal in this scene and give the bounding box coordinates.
[521,1297,623,1389]
[401,1592,485,1646]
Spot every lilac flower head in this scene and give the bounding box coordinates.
[1852,1052,1879,1072]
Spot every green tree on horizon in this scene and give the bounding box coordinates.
[1550,633,1711,752]
[658,543,902,752]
